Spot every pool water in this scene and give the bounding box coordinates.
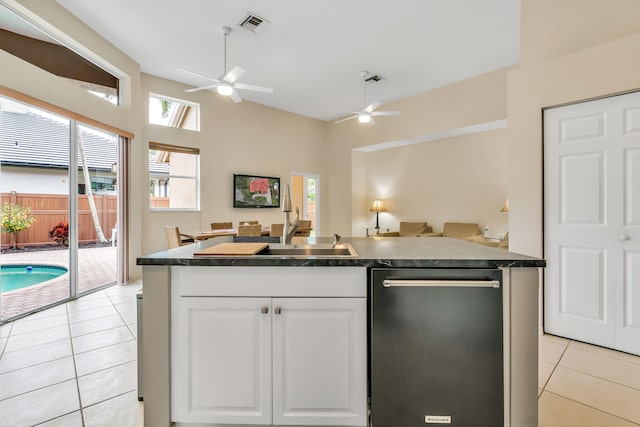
[0,265,68,293]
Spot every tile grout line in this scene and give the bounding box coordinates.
[106,289,139,338]
[542,390,640,426]
[540,341,571,392]
[73,336,136,357]
[0,322,12,359]
[566,340,640,367]
[553,363,640,394]
[66,300,87,427]
[553,339,640,392]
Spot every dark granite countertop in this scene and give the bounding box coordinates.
[137,236,545,269]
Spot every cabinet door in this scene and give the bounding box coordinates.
[272,298,367,426]
[172,297,272,424]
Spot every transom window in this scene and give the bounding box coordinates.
[149,94,200,131]
[148,142,200,210]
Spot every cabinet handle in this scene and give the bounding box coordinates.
[274,307,282,315]
[261,307,269,314]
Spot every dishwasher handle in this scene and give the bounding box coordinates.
[383,279,500,288]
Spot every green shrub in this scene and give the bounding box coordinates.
[1,202,36,249]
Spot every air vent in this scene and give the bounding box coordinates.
[239,13,270,33]
[363,73,385,85]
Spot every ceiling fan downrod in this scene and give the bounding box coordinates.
[219,26,231,76]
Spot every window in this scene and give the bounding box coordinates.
[149,142,199,210]
[149,94,200,131]
[0,4,121,105]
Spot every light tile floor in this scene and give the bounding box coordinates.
[538,334,640,426]
[1,284,640,426]
[0,282,142,427]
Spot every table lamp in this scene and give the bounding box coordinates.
[369,199,386,230]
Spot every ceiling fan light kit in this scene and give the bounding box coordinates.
[217,83,233,96]
[358,113,371,123]
[335,71,401,125]
[180,25,273,102]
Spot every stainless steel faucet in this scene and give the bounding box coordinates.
[281,183,299,244]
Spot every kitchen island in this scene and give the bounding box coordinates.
[137,236,544,427]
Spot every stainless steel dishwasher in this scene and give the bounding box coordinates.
[370,268,504,426]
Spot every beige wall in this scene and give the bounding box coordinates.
[140,74,327,254]
[363,129,508,237]
[520,0,640,66]
[325,68,511,237]
[508,0,640,256]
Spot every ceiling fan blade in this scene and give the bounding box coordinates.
[223,65,246,84]
[229,89,242,103]
[234,82,274,93]
[364,100,382,113]
[178,67,220,82]
[334,115,358,124]
[371,111,402,117]
[184,83,220,93]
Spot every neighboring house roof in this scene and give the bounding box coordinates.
[0,110,168,174]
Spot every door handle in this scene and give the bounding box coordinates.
[261,307,269,314]
[619,235,630,241]
[274,307,282,315]
[383,279,500,288]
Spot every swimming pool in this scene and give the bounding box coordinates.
[0,265,68,293]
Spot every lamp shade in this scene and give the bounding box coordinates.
[500,198,510,213]
[369,199,386,212]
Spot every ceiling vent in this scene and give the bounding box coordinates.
[363,73,385,85]
[239,13,270,33]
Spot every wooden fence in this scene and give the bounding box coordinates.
[1,192,117,248]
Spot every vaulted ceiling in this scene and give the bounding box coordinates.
[10,1,522,122]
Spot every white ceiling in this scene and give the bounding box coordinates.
[43,1,520,122]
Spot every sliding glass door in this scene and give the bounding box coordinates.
[76,124,118,295]
[0,96,120,322]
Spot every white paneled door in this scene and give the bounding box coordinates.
[544,91,640,355]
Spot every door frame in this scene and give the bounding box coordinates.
[290,172,320,236]
[542,90,640,355]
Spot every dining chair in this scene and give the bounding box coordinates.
[239,220,259,225]
[295,220,312,236]
[237,223,262,236]
[211,221,233,230]
[164,225,183,249]
[270,223,284,237]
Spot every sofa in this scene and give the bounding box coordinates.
[379,221,434,237]
[381,220,508,250]
[426,222,482,241]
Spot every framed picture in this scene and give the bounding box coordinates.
[233,174,280,208]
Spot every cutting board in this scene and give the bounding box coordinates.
[193,242,268,256]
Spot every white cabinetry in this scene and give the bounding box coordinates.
[173,297,272,424]
[171,267,367,427]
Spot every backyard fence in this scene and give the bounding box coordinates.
[1,192,117,248]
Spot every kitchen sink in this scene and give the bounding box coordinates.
[256,243,358,257]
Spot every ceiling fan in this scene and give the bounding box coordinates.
[334,71,401,125]
[179,26,273,103]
